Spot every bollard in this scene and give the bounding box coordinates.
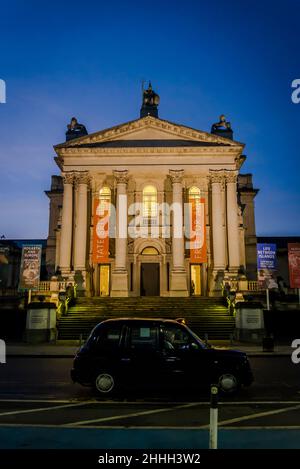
[209,384,219,449]
[266,288,270,311]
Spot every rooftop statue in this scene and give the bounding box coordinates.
[143,82,160,106]
[140,82,160,118]
[211,114,231,131]
[66,117,88,141]
[211,114,233,140]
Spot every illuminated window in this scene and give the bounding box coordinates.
[143,185,157,218]
[141,247,159,255]
[191,264,201,295]
[189,186,201,201]
[99,186,111,215]
[100,265,110,296]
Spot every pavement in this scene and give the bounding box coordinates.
[1,400,300,449]
[4,340,293,357]
[1,426,300,449]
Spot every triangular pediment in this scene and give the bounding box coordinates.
[55,116,243,150]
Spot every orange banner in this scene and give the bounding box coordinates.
[92,198,109,263]
[189,197,207,263]
[288,243,300,288]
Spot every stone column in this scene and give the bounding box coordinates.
[59,172,74,275]
[210,171,226,271]
[209,170,227,295]
[226,171,240,273]
[111,170,129,297]
[74,172,89,272]
[169,169,188,297]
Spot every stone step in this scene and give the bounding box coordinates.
[58,296,234,340]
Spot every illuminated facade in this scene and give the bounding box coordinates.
[45,86,258,297]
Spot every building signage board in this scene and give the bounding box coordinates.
[189,197,207,263]
[257,243,278,289]
[288,243,300,288]
[92,198,109,263]
[19,245,42,290]
[26,309,49,330]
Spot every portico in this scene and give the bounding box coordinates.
[46,85,258,297]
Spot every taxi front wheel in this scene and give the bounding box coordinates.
[94,371,117,396]
[217,373,239,394]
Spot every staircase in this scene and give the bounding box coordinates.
[57,297,235,340]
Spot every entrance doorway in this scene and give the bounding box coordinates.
[141,263,160,296]
[190,264,201,295]
[99,265,110,296]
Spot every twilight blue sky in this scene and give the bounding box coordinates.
[0,0,299,238]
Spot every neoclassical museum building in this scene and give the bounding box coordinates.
[45,84,258,298]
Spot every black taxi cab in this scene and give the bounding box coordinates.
[71,318,253,396]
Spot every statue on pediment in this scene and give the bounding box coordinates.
[140,82,160,118]
[66,117,88,141]
[143,82,160,106]
[211,115,233,140]
[212,115,231,131]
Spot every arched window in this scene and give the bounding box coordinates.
[142,185,157,218]
[188,186,201,201]
[99,186,111,215]
[141,246,159,255]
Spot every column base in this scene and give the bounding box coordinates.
[60,268,72,277]
[111,270,129,297]
[227,267,239,275]
[169,270,189,297]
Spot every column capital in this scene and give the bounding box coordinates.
[77,171,91,185]
[208,170,226,185]
[169,169,184,184]
[113,169,129,185]
[74,171,91,187]
[225,170,238,184]
[62,172,75,185]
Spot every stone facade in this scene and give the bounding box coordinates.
[45,114,258,297]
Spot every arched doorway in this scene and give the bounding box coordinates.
[140,246,160,296]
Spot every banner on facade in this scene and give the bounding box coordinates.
[257,243,278,289]
[288,243,300,288]
[0,247,9,265]
[19,245,42,290]
[189,197,207,263]
[92,198,109,263]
